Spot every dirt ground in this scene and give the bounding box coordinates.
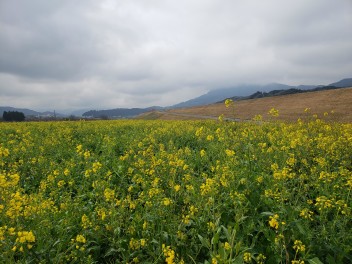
[145,87,352,122]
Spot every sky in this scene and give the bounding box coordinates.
[0,0,352,112]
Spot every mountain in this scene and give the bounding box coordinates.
[297,85,323,90]
[3,78,350,119]
[171,83,293,108]
[329,78,352,87]
[0,106,40,116]
[82,106,163,118]
[0,107,65,118]
[170,78,351,109]
[226,83,351,102]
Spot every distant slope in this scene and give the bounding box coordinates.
[172,78,351,109]
[82,106,163,118]
[225,85,342,102]
[138,87,352,123]
[0,107,62,117]
[171,83,292,108]
[0,107,40,116]
[329,78,352,87]
[4,77,350,119]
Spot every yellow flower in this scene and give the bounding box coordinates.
[268,108,279,117]
[256,254,266,264]
[76,144,83,153]
[206,135,214,141]
[57,180,65,188]
[174,185,181,192]
[163,198,172,206]
[207,221,216,232]
[162,244,176,264]
[224,242,231,250]
[269,214,279,229]
[140,238,146,247]
[225,99,234,108]
[225,149,235,157]
[300,208,313,220]
[64,168,70,176]
[76,234,86,244]
[243,252,252,263]
[143,221,147,230]
[293,240,305,252]
[104,188,115,202]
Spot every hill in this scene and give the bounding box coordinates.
[329,78,352,87]
[82,106,163,118]
[137,87,352,123]
[172,78,352,109]
[171,83,293,108]
[0,107,62,118]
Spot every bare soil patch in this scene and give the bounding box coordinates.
[157,87,352,122]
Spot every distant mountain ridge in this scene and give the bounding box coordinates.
[172,78,352,108]
[329,78,352,87]
[82,106,163,118]
[0,107,63,118]
[223,78,352,102]
[224,85,339,102]
[171,83,293,108]
[2,78,351,119]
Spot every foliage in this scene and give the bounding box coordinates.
[2,111,25,122]
[0,117,351,263]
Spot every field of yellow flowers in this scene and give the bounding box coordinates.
[0,116,351,263]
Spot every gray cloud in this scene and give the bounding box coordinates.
[1,0,351,111]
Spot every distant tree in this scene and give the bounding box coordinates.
[100,115,109,120]
[3,111,25,122]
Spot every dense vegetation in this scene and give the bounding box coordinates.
[2,111,25,122]
[0,116,351,263]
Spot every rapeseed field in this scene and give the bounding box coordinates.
[0,114,351,263]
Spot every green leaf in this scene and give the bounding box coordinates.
[52,239,61,247]
[308,257,324,264]
[295,221,305,235]
[233,254,244,264]
[211,232,220,246]
[221,225,231,241]
[198,235,210,249]
[260,212,274,216]
[104,248,119,257]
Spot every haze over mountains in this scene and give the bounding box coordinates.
[1,78,352,119]
[171,78,352,108]
[81,78,352,118]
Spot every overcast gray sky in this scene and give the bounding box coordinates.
[1,0,351,111]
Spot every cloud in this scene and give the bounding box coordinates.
[0,0,351,111]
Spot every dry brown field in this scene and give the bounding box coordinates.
[138,87,352,122]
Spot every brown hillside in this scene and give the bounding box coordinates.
[138,87,352,122]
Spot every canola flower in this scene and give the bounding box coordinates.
[269,214,280,229]
[224,99,234,108]
[0,119,351,263]
[243,252,252,263]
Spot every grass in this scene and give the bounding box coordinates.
[138,87,352,122]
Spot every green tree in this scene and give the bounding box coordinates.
[3,111,25,122]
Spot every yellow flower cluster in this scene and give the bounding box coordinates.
[0,117,351,263]
[12,231,36,251]
[268,214,280,229]
[162,244,176,264]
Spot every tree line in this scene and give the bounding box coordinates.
[2,111,25,122]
